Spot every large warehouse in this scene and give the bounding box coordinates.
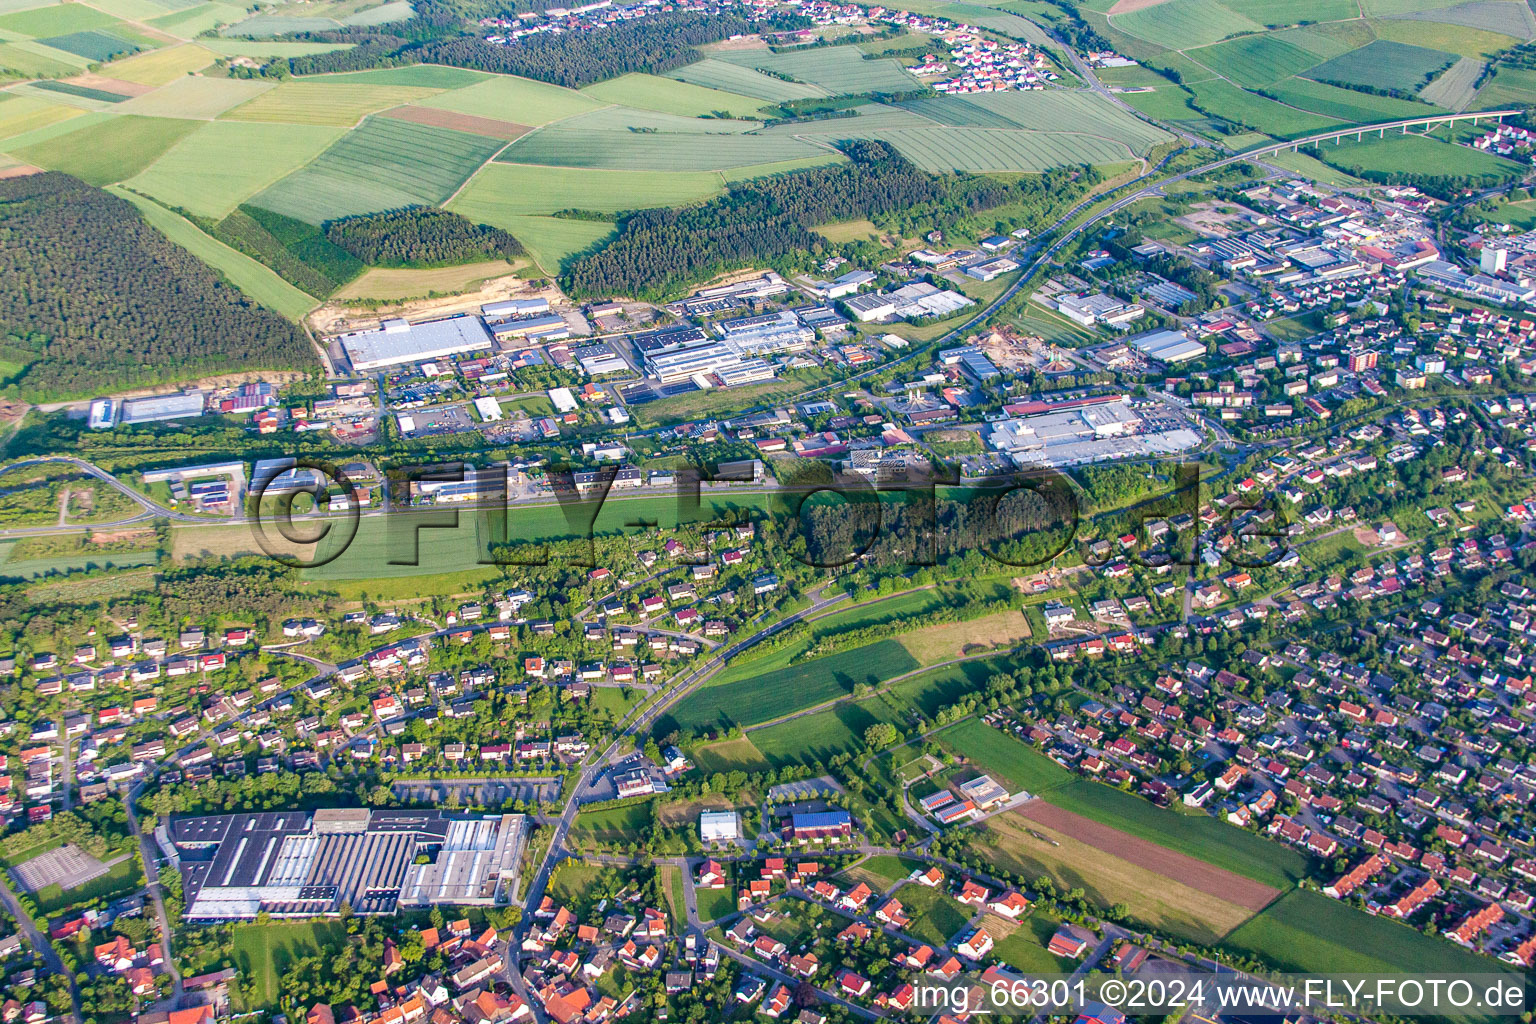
[1126,327,1206,364]
[337,315,493,372]
[169,808,527,920]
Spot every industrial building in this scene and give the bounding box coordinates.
[644,340,774,388]
[120,391,205,425]
[337,316,493,372]
[1125,328,1206,364]
[987,394,1201,467]
[715,310,813,354]
[169,808,527,920]
[1055,292,1145,327]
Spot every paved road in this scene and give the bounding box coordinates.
[126,782,183,1004]
[0,871,81,1021]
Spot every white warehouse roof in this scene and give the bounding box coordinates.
[338,315,492,372]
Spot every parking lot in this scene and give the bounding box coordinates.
[12,844,111,893]
[392,777,561,806]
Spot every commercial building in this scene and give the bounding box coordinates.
[1126,328,1206,364]
[938,345,1000,382]
[337,316,492,372]
[88,399,116,430]
[699,810,741,843]
[120,391,205,425]
[964,257,1019,282]
[490,314,568,343]
[804,269,876,299]
[785,810,851,841]
[169,808,527,920]
[572,343,627,375]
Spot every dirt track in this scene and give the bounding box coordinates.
[1014,801,1280,912]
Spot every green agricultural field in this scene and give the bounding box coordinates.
[1474,63,1536,106]
[879,125,1141,171]
[0,93,82,140]
[1215,0,1359,26]
[11,114,197,184]
[580,72,768,117]
[501,126,825,170]
[0,551,157,579]
[0,2,118,37]
[1419,55,1485,108]
[1262,76,1448,121]
[1044,780,1309,889]
[30,79,131,104]
[962,90,1171,151]
[117,77,276,119]
[498,215,613,274]
[101,42,215,85]
[110,187,319,319]
[935,718,1074,794]
[668,57,828,102]
[1312,133,1522,184]
[1185,78,1341,137]
[748,697,906,765]
[896,94,1020,129]
[1390,0,1536,39]
[552,105,762,133]
[664,638,919,732]
[450,161,725,219]
[127,121,343,219]
[1189,34,1325,87]
[1120,86,1201,122]
[723,152,848,179]
[233,921,346,1008]
[417,74,602,126]
[1109,0,1262,49]
[1371,15,1521,58]
[249,115,503,224]
[692,736,772,774]
[714,46,919,94]
[891,883,971,946]
[222,80,439,126]
[1226,889,1520,982]
[38,30,140,61]
[1303,39,1458,92]
[146,1,242,35]
[1276,19,1377,57]
[203,39,357,58]
[327,65,488,88]
[0,41,77,76]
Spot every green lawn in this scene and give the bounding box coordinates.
[749,697,907,766]
[1044,780,1310,889]
[695,884,737,924]
[232,920,346,1007]
[572,801,653,842]
[892,882,972,946]
[936,718,1075,794]
[995,911,1075,973]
